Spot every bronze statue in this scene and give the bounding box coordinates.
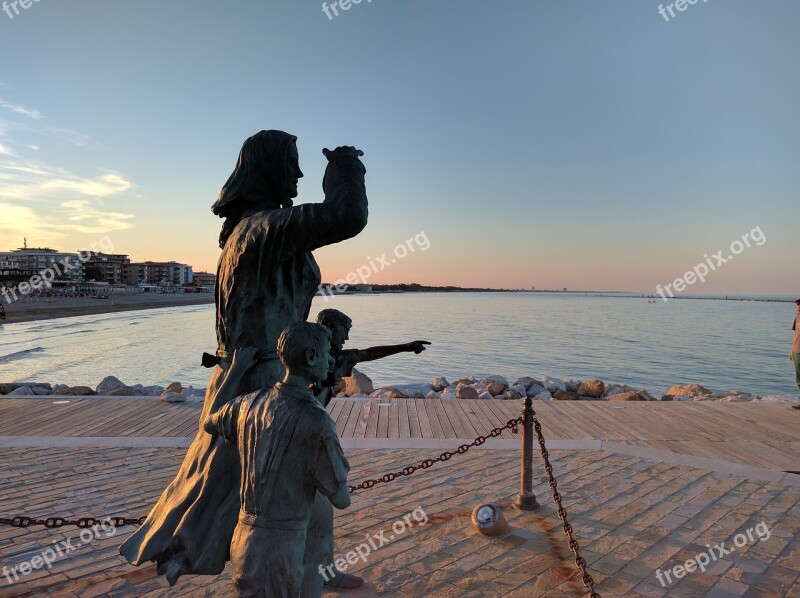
[204,323,350,597]
[120,131,368,585]
[314,308,430,406]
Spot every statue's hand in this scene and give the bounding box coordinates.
[322,146,364,161]
[407,341,431,354]
[231,346,259,372]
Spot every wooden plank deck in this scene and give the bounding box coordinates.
[0,397,798,471]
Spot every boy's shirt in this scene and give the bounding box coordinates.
[793,314,800,354]
[207,382,349,528]
[315,348,368,406]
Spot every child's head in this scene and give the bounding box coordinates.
[316,309,352,351]
[277,322,333,383]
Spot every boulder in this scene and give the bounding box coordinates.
[164,382,183,394]
[486,381,508,396]
[96,376,127,395]
[138,385,166,396]
[661,394,674,401]
[456,386,480,400]
[60,386,97,396]
[31,386,52,396]
[390,383,432,398]
[533,390,552,401]
[503,390,523,401]
[452,377,476,386]
[0,383,22,395]
[638,389,658,401]
[719,392,754,402]
[609,391,645,402]
[578,379,605,398]
[344,368,374,397]
[508,384,527,396]
[7,385,34,396]
[430,377,450,392]
[478,391,494,400]
[540,376,567,392]
[666,384,712,398]
[440,391,458,400]
[106,386,139,396]
[513,377,536,390]
[552,389,579,401]
[526,383,545,398]
[161,392,186,403]
[564,378,581,393]
[480,375,509,387]
[50,384,69,395]
[425,391,439,399]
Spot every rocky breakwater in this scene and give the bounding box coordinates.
[0,376,203,403]
[334,371,798,405]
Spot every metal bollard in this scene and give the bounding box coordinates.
[513,397,540,510]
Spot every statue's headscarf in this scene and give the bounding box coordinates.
[212,130,297,248]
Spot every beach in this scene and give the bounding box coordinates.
[0,293,214,325]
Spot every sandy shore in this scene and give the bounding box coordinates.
[0,293,214,324]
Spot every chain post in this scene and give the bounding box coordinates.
[513,396,540,510]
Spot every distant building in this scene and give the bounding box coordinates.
[192,271,216,288]
[0,247,83,282]
[83,253,131,284]
[123,261,193,286]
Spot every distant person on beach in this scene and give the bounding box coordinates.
[313,308,431,406]
[791,299,800,393]
[120,131,368,585]
[204,324,349,597]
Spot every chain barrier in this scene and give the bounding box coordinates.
[0,403,599,596]
[532,414,600,598]
[348,418,522,493]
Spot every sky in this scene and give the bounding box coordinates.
[0,0,797,295]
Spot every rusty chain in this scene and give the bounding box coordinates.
[0,516,146,529]
[348,418,522,493]
[532,414,600,598]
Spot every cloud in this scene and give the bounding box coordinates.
[0,97,136,246]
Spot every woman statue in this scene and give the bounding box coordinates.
[120,130,368,584]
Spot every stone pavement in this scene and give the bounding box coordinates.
[0,443,798,597]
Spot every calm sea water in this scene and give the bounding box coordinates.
[0,293,797,396]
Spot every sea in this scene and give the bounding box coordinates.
[1,292,798,397]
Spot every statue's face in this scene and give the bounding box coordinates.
[308,339,334,382]
[283,142,303,199]
[329,322,350,352]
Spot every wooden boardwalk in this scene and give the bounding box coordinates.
[0,397,797,471]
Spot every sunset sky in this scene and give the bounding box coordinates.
[0,1,797,294]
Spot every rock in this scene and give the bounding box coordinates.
[508,384,527,396]
[540,376,567,392]
[106,385,139,396]
[564,378,581,393]
[480,375,508,387]
[452,377,476,386]
[31,386,51,396]
[96,376,127,395]
[7,385,34,396]
[578,379,605,398]
[60,386,97,396]
[430,377,450,392]
[478,391,493,400]
[456,386,480,400]
[672,395,694,402]
[638,389,658,401]
[661,394,674,401]
[718,391,753,402]
[440,391,458,400]
[164,382,183,394]
[503,390,523,401]
[386,389,409,399]
[425,391,439,399]
[609,391,645,402]
[552,389,579,401]
[142,385,166,396]
[526,383,545,398]
[344,368,374,397]
[0,383,22,395]
[161,392,186,403]
[390,383,432,398]
[666,384,712,398]
[181,385,196,398]
[513,377,536,390]
[534,390,552,401]
[371,388,408,399]
[486,381,508,396]
[50,384,69,395]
